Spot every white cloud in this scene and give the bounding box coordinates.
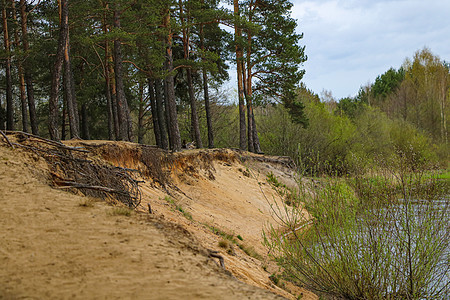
[291,0,450,98]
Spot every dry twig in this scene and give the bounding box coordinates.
[0,130,14,148]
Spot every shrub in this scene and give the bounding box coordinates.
[265,155,449,299]
[389,119,438,169]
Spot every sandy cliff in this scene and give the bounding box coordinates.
[0,134,316,299]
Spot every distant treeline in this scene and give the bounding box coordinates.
[256,48,449,174]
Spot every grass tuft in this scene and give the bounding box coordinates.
[79,197,95,207]
[164,196,193,221]
[109,207,132,216]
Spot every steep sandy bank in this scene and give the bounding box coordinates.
[0,134,316,299]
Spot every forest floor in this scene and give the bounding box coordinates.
[0,135,317,300]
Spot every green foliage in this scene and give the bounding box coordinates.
[266,172,299,206]
[204,223,236,241]
[5,0,446,180]
[266,172,282,187]
[297,101,356,175]
[284,98,308,127]
[349,175,400,206]
[256,88,446,176]
[371,67,405,101]
[240,0,307,112]
[269,273,280,285]
[306,178,359,223]
[389,119,438,168]
[335,96,365,119]
[204,223,261,259]
[365,48,450,145]
[437,169,450,180]
[237,243,262,260]
[265,156,449,299]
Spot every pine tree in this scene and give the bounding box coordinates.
[19,0,38,134]
[49,0,71,140]
[178,0,203,148]
[11,0,28,132]
[196,0,230,148]
[241,0,308,147]
[162,4,181,151]
[2,0,14,130]
[63,2,79,139]
[113,3,131,141]
[234,0,246,150]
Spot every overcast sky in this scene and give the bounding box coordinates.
[290,0,450,99]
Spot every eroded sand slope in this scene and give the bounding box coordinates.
[0,139,315,299]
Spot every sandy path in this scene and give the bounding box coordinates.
[0,146,282,299]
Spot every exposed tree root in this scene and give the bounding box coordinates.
[1,131,141,208]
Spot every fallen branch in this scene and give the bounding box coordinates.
[0,130,14,148]
[208,249,225,269]
[55,180,129,195]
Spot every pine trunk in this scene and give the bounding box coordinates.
[163,77,173,149]
[252,112,261,153]
[234,0,246,150]
[81,103,90,140]
[102,5,118,140]
[104,51,115,140]
[203,69,214,148]
[163,10,181,151]
[242,61,254,153]
[49,0,69,140]
[245,20,261,153]
[199,22,214,148]
[187,68,203,148]
[155,79,168,149]
[108,46,120,140]
[126,98,133,142]
[137,82,145,144]
[63,22,80,139]
[61,103,66,140]
[148,79,162,147]
[179,0,202,148]
[20,0,38,135]
[101,6,114,140]
[113,7,130,141]
[165,69,181,151]
[2,0,14,130]
[11,0,28,132]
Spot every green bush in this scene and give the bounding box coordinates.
[265,155,449,299]
[389,119,438,168]
[256,99,445,177]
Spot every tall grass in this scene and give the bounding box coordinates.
[264,153,449,299]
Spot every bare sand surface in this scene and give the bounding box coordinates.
[0,140,316,300]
